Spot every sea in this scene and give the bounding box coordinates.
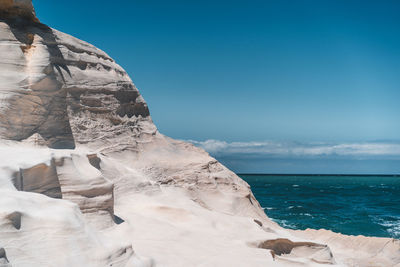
[238,174,400,239]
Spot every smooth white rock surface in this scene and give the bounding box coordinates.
[0,1,399,266]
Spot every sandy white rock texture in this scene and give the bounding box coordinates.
[0,1,399,266]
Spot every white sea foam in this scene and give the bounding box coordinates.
[299,213,313,217]
[379,219,400,238]
[271,218,297,229]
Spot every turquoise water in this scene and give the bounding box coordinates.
[239,174,400,239]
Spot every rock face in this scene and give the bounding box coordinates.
[0,0,36,21]
[13,159,62,198]
[0,1,399,267]
[0,1,153,149]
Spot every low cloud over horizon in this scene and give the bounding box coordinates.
[187,139,400,174]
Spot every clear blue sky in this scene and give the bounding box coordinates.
[35,1,400,173]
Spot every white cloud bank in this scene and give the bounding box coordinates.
[187,139,400,158]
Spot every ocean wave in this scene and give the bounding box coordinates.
[271,218,297,229]
[380,221,400,238]
[288,205,303,210]
[263,207,275,210]
[330,186,344,189]
[375,216,400,239]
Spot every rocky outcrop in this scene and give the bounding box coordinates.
[0,190,135,267]
[0,6,154,149]
[0,0,37,21]
[11,153,115,229]
[0,1,399,267]
[258,238,335,264]
[292,228,400,267]
[13,160,62,198]
[55,154,116,229]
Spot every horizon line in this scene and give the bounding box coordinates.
[237,173,400,177]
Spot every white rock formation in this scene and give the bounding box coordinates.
[0,1,399,266]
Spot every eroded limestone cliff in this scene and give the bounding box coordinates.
[0,1,399,267]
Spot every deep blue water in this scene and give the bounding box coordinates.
[239,174,400,239]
